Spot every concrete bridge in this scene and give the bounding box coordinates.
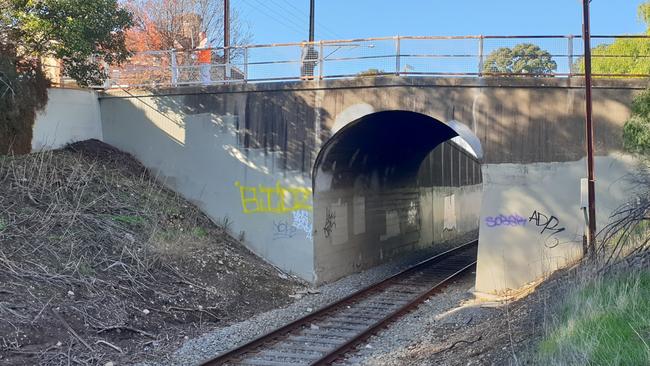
[37,76,643,294]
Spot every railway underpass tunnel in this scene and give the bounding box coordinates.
[312,111,483,284]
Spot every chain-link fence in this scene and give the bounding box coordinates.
[60,35,650,88]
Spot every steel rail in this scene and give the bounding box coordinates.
[312,261,476,365]
[198,240,478,366]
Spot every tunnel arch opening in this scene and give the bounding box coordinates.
[312,110,483,284]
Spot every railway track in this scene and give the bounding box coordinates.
[199,240,478,366]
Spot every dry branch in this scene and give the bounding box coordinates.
[51,309,94,353]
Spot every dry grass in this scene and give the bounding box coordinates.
[0,140,300,366]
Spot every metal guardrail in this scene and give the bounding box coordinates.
[51,35,650,89]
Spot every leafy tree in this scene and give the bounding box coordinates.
[482,43,557,76]
[1,0,132,154]
[584,39,650,76]
[3,0,133,86]
[639,1,650,25]
[123,0,250,52]
[579,2,650,76]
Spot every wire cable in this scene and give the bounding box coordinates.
[248,0,310,38]
[235,0,305,38]
[269,0,344,39]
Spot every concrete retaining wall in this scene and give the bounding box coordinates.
[99,95,315,280]
[32,88,102,151]
[475,154,638,294]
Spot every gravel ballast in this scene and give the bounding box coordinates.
[145,236,477,365]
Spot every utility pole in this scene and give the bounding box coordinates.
[582,0,597,255]
[309,0,315,42]
[224,0,231,79]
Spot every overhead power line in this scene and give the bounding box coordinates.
[272,0,344,39]
[235,0,305,37]
[249,0,310,37]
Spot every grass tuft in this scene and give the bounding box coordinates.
[192,226,208,238]
[537,270,650,365]
[111,214,145,225]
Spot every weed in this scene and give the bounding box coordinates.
[111,215,145,225]
[77,261,95,276]
[219,216,232,233]
[192,227,208,238]
[0,218,6,232]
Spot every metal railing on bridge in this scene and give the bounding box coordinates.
[57,34,650,89]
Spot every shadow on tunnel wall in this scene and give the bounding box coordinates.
[98,87,330,281]
[312,110,482,284]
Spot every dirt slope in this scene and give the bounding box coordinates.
[0,140,303,365]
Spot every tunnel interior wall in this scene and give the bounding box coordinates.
[314,136,482,284]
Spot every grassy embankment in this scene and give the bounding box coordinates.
[537,266,650,365]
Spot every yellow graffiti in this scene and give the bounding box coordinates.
[235,181,312,214]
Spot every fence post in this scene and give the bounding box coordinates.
[477,35,484,76]
[171,50,178,87]
[567,35,574,78]
[395,36,401,76]
[102,60,111,89]
[319,40,324,80]
[243,46,249,83]
[225,47,232,81]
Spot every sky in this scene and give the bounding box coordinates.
[233,0,648,44]
[226,0,648,79]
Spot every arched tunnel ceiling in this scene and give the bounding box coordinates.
[314,111,459,189]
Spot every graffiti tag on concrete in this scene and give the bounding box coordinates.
[485,214,527,228]
[235,181,312,214]
[273,220,297,239]
[529,210,565,235]
[529,210,566,248]
[323,207,336,238]
[292,210,313,241]
[407,201,418,227]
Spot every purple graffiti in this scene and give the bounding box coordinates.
[485,214,527,228]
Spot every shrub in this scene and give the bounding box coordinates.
[623,89,650,155]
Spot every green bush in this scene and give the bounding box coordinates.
[623,89,650,154]
[632,88,650,119]
[623,115,650,154]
